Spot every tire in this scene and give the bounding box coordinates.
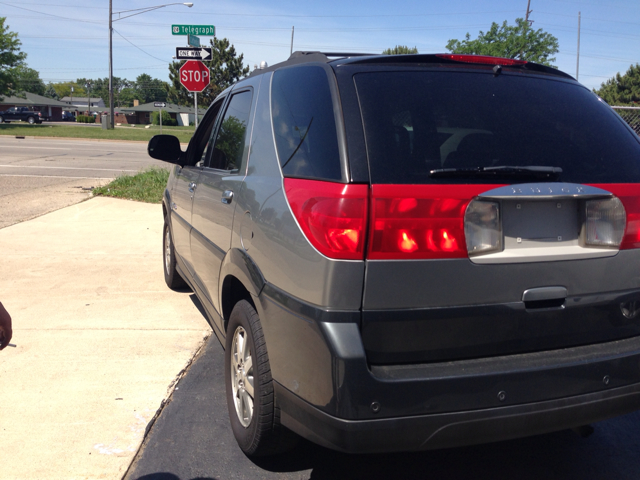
[27,116,35,125]
[225,300,299,456]
[163,219,187,290]
[0,116,4,124]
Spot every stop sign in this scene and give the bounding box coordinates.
[179,60,210,92]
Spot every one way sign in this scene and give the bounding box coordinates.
[176,47,212,61]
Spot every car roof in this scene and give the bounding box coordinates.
[248,51,574,80]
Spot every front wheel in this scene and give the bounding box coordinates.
[162,219,187,290]
[0,116,4,124]
[27,116,35,125]
[225,300,298,456]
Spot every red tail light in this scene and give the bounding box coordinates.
[368,185,498,260]
[591,184,640,250]
[284,178,368,260]
[436,54,527,66]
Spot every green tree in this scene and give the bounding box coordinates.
[0,17,27,100]
[43,82,59,100]
[135,73,168,104]
[15,66,45,95]
[166,37,250,108]
[594,64,640,106]
[215,115,246,169]
[51,81,86,99]
[382,45,418,55]
[446,18,559,66]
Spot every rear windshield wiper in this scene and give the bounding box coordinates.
[429,165,562,179]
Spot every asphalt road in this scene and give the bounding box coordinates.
[126,309,640,480]
[0,136,168,228]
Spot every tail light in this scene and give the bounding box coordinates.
[367,185,494,260]
[585,197,626,247]
[465,200,502,255]
[591,184,640,250]
[284,178,368,260]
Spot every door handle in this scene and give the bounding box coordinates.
[188,182,197,193]
[222,190,234,204]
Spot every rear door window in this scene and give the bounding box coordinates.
[271,66,342,181]
[354,70,640,184]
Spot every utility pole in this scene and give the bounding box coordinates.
[290,26,295,57]
[109,0,114,128]
[576,11,581,81]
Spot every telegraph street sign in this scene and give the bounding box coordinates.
[176,47,212,61]
[154,102,166,108]
[172,25,215,36]
[179,60,210,92]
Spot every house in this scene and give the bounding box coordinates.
[61,96,106,113]
[119,102,207,126]
[0,92,71,121]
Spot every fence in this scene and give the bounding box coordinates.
[612,106,640,135]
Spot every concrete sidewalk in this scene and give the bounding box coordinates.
[0,197,211,479]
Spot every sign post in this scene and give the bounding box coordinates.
[179,60,210,130]
[154,102,166,134]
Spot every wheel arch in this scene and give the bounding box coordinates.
[219,248,265,331]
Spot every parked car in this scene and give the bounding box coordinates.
[148,52,640,456]
[61,111,76,122]
[0,106,44,124]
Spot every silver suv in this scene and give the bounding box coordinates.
[148,52,640,456]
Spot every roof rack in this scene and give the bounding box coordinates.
[289,51,375,60]
[247,51,377,78]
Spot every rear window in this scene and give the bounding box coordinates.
[355,70,640,184]
[271,66,342,181]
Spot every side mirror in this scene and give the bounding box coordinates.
[148,135,184,164]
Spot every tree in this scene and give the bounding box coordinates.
[43,82,59,100]
[382,45,418,55]
[51,82,85,99]
[166,37,250,108]
[15,66,45,95]
[446,18,559,67]
[135,73,168,104]
[0,17,27,100]
[594,64,640,106]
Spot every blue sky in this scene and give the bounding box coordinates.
[1,0,638,94]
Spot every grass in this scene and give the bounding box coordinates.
[92,167,170,203]
[0,123,195,144]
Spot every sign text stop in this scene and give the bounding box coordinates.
[179,60,210,92]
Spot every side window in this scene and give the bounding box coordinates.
[208,90,253,172]
[189,98,224,167]
[271,66,342,181]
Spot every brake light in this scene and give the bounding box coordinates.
[436,54,527,66]
[368,185,500,260]
[284,178,368,260]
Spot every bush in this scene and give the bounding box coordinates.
[151,110,177,126]
[76,115,96,123]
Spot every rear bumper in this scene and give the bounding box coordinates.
[258,283,640,452]
[277,380,640,453]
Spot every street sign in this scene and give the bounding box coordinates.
[188,34,200,47]
[176,47,212,61]
[154,102,166,108]
[179,60,210,92]
[172,25,215,36]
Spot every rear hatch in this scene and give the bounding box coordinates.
[346,57,640,365]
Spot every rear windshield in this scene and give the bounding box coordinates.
[354,70,640,184]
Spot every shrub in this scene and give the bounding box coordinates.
[151,110,177,126]
[76,115,96,123]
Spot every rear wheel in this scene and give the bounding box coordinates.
[0,116,4,124]
[225,300,298,456]
[27,116,35,125]
[163,219,187,290]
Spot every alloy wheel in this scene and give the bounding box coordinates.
[230,326,254,427]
